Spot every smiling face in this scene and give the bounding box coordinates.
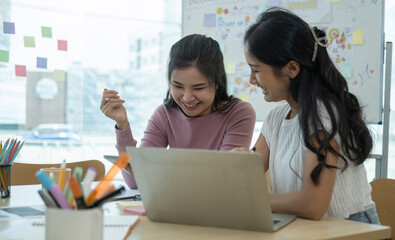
[170,66,216,117]
[245,50,292,103]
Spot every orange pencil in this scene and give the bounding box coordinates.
[86,152,130,205]
[123,217,141,240]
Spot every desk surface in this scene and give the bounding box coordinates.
[0,185,391,240]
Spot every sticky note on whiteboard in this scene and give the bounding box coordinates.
[224,60,236,74]
[203,14,216,27]
[239,94,249,102]
[341,63,352,78]
[352,30,363,45]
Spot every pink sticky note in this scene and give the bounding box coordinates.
[124,205,146,216]
[15,65,27,77]
[58,40,68,51]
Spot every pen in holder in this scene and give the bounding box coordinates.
[46,207,103,240]
[0,164,11,198]
[36,152,131,240]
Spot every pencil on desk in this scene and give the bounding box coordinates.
[123,216,141,240]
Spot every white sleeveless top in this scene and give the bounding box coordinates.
[262,103,374,218]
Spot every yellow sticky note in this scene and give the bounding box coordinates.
[54,70,65,81]
[116,201,143,210]
[239,94,249,102]
[326,0,340,3]
[352,30,363,45]
[224,61,236,74]
[24,36,35,48]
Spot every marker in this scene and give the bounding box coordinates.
[86,152,130,205]
[38,189,58,208]
[36,170,71,209]
[73,167,83,185]
[82,167,97,197]
[69,176,87,209]
[88,186,125,208]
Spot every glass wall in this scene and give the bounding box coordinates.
[0,0,182,169]
[0,1,394,180]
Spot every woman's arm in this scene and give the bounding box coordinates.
[220,102,256,150]
[269,133,339,220]
[253,133,270,172]
[116,105,169,189]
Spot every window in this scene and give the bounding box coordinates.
[0,0,181,167]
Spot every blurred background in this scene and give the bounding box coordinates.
[0,0,394,181]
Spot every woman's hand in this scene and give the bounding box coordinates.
[231,147,250,153]
[100,88,129,130]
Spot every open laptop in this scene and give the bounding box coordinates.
[126,147,296,232]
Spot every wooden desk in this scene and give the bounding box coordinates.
[0,185,391,240]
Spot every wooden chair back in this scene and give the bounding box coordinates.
[370,178,395,239]
[10,160,105,185]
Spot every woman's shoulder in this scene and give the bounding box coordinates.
[265,102,290,121]
[224,97,254,112]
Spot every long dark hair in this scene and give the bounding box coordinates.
[164,34,238,112]
[244,8,372,184]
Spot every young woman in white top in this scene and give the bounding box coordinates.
[234,8,380,224]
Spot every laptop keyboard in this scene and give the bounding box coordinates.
[273,219,281,225]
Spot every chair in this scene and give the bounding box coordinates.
[10,160,106,186]
[370,178,395,239]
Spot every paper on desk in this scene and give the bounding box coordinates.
[124,205,146,216]
[116,201,143,210]
[0,205,45,222]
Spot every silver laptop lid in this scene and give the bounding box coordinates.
[127,147,295,232]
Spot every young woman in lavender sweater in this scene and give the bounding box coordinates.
[100,34,256,189]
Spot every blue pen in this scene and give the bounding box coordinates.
[36,170,71,209]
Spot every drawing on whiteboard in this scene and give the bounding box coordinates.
[230,61,258,97]
[319,25,354,79]
[212,4,259,41]
[287,0,330,23]
[358,64,373,87]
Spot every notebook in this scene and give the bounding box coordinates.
[0,215,140,240]
[126,147,296,232]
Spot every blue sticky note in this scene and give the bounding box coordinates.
[266,0,280,6]
[203,14,216,27]
[37,57,48,69]
[341,63,352,78]
[3,21,15,34]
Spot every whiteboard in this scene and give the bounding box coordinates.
[182,0,384,123]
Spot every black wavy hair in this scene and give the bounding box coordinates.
[244,8,372,184]
[164,34,238,113]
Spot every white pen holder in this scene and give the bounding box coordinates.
[46,207,103,240]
